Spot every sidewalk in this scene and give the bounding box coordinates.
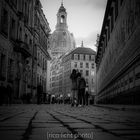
[94,104,140,112]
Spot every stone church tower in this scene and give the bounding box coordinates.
[50,2,76,58]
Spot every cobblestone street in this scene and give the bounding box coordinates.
[0,104,140,140]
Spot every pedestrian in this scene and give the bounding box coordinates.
[7,85,13,105]
[77,72,81,106]
[70,69,78,107]
[78,73,86,107]
[85,85,89,106]
[0,83,5,105]
[37,84,43,104]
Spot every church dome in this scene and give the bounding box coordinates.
[50,3,76,57]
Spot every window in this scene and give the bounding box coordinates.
[108,20,110,41]
[74,54,78,60]
[92,79,94,84]
[61,15,65,23]
[80,62,83,68]
[0,54,6,80]
[111,8,114,32]
[86,70,89,76]
[74,62,77,68]
[85,55,89,61]
[91,63,94,69]
[7,58,14,82]
[91,55,94,61]
[1,8,8,36]
[78,54,80,60]
[120,0,124,5]
[80,54,83,60]
[24,34,28,44]
[115,0,118,20]
[83,55,85,60]
[19,27,22,40]
[129,77,133,84]
[10,18,16,40]
[135,73,140,80]
[86,63,89,68]
[105,30,107,47]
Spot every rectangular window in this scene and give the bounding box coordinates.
[115,0,118,20]
[80,62,83,68]
[105,30,107,47]
[80,54,83,60]
[111,8,114,32]
[1,8,8,36]
[91,55,94,61]
[10,18,16,40]
[91,63,94,69]
[108,20,110,41]
[74,54,78,60]
[83,55,85,60]
[74,62,77,68]
[85,55,89,61]
[7,58,14,82]
[86,70,89,76]
[135,73,140,80]
[0,54,6,80]
[24,34,28,43]
[86,63,89,68]
[120,0,124,5]
[78,54,80,60]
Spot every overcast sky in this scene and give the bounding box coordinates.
[40,0,107,51]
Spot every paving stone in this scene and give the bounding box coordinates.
[85,131,125,140]
[68,122,95,129]
[122,135,140,140]
[32,123,63,128]
[100,123,133,130]
[0,104,140,140]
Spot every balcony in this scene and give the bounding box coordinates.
[14,40,31,58]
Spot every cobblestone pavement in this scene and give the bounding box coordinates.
[0,104,140,140]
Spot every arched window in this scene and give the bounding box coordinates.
[60,15,65,23]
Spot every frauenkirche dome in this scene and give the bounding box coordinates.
[50,2,76,57]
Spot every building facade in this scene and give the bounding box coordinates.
[62,43,96,98]
[0,0,50,103]
[95,0,140,104]
[35,0,51,96]
[49,2,75,96]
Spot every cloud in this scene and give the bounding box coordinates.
[84,0,107,9]
[75,31,99,51]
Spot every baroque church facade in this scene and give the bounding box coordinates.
[48,2,76,96]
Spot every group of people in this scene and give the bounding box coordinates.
[70,69,89,107]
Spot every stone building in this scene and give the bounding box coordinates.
[49,2,75,96]
[62,42,96,98]
[95,0,140,104]
[0,0,50,103]
[35,0,51,96]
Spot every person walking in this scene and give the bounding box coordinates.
[85,85,89,106]
[78,73,86,107]
[0,83,6,105]
[7,85,13,105]
[70,69,78,107]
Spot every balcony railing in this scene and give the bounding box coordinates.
[14,39,31,58]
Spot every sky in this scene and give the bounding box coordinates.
[40,0,107,51]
